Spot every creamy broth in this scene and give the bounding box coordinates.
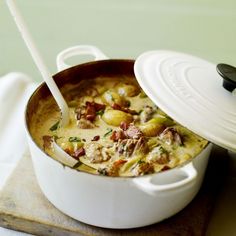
[30,76,208,177]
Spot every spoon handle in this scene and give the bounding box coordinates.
[6,0,69,126]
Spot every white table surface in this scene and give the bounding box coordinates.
[1,1,236,235]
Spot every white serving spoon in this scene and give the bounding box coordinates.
[6,0,101,168]
[52,142,78,167]
[6,0,69,127]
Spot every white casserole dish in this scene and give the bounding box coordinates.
[25,45,217,229]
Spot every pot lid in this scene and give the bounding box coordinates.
[134,50,236,152]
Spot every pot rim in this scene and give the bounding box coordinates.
[25,59,210,180]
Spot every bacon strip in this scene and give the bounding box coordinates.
[91,135,100,141]
[111,103,138,115]
[86,102,105,121]
[110,130,126,142]
[85,102,97,121]
[120,121,129,131]
[72,147,86,160]
[76,101,106,122]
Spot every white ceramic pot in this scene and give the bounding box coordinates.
[25,45,212,229]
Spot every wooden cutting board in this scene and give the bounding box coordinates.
[0,146,228,236]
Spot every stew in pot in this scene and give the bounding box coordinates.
[30,76,207,177]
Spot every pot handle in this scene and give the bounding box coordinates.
[132,162,197,195]
[56,45,108,71]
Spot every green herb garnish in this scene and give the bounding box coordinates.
[137,159,145,165]
[49,121,60,131]
[103,128,113,137]
[158,146,167,154]
[138,109,143,115]
[53,135,61,141]
[96,110,104,116]
[69,137,81,142]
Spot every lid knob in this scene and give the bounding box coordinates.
[216,63,236,93]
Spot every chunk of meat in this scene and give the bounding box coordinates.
[120,121,129,131]
[140,106,154,123]
[111,103,138,115]
[92,102,106,111]
[147,146,170,164]
[77,118,95,129]
[132,161,154,176]
[115,137,148,158]
[85,101,106,122]
[71,147,85,160]
[75,101,105,123]
[125,123,143,139]
[85,102,96,121]
[133,137,149,154]
[159,127,183,146]
[98,159,127,176]
[91,135,100,141]
[75,106,85,120]
[85,142,111,163]
[116,139,137,157]
[110,123,143,142]
[110,129,126,142]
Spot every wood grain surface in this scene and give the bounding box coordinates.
[0,146,228,236]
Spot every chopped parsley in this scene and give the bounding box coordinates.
[138,109,143,115]
[137,159,145,165]
[49,121,60,131]
[103,128,113,137]
[53,135,61,141]
[96,110,104,116]
[69,137,81,142]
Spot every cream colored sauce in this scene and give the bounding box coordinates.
[30,76,208,177]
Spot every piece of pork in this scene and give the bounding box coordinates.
[159,127,183,146]
[147,146,170,164]
[140,106,154,123]
[85,142,111,163]
[131,161,154,176]
[115,137,148,158]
